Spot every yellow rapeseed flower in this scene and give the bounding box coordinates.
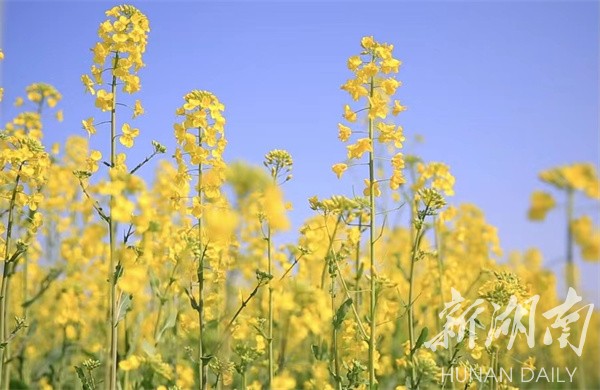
[332,163,348,179]
[337,123,352,142]
[346,138,372,159]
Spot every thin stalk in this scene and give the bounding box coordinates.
[367,66,376,390]
[433,217,446,311]
[355,216,363,317]
[565,189,586,390]
[153,264,179,344]
[0,170,22,389]
[407,202,430,389]
[267,225,274,387]
[277,316,290,374]
[331,250,369,341]
[18,207,37,385]
[317,215,342,370]
[106,52,119,390]
[434,217,453,390]
[212,277,267,354]
[196,128,206,389]
[565,188,575,290]
[331,272,342,390]
[21,239,28,373]
[320,216,342,289]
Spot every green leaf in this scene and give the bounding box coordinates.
[141,339,156,356]
[311,344,319,360]
[115,293,133,327]
[333,298,353,330]
[156,309,178,343]
[149,270,160,295]
[410,327,429,357]
[75,366,92,390]
[112,263,124,285]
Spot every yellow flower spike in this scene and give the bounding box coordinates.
[22,83,62,111]
[413,162,455,197]
[262,184,290,231]
[571,216,600,261]
[346,138,372,159]
[14,97,24,107]
[0,49,3,60]
[332,163,348,179]
[55,109,64,122]
[337,123,352,142]
[343,104,357,122]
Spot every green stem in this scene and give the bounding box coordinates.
[367,67,377,390]
[565,189,575,289]
[267,225,274,387]
[197,130,206,390]
[0,169,22,389]
[320,217,342,290]
[565,189,586,390]
[355,217,362,319]
[107,53,119,390]
[408,202,429,389]
[333,258,369,341]
[331,272,342,390]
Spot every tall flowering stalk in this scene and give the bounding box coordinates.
[2,82,61,389]
[308,195,365,389]
[0,132,49,389]
[528,163,600,271]
[79,5,149,389]
[261,149,292,385]
[0,68,58,388]
[173,90,227,389]
[333,36,405,388]
[527,163,600,390]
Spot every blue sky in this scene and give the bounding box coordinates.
[1,1,598,302]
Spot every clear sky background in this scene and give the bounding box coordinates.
[1,1,599,303]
